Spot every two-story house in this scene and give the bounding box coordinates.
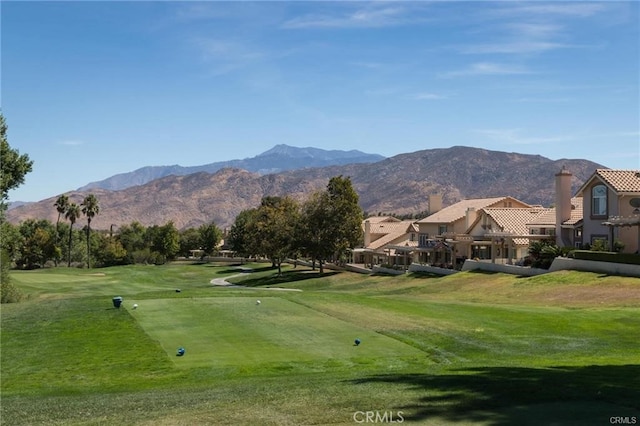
[414,195,532,266]
[353,216,419,267]
[571,169,640,253]
[466,206,551,263]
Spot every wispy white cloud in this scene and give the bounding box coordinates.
[405,92,447,100]
[59,140,84,146]
[516,97,572,103]
[442,62,533,78]
[191,37,298,77]
[495,3,609,19]
[281,4,427,29]
[456,4,612,56]
[474,128,572,145]
[364,87,400,97]
[458,41,573,55]
[350,61,386,69]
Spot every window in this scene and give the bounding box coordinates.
[438,225,447,235]
[591,184,607,216]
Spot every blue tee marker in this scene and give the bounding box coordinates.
[354,338,361,346]
[177,347,185,356]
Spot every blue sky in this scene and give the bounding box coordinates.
[3,1,639,202]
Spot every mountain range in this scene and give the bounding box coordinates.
[78,144,385,191]
[6,145,603,231]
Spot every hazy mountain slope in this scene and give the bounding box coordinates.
[7,146,604,231]
[78,144,385,191]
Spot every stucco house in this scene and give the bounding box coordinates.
[414,195,532,266]
[353,216,419,267]
[465,206,551,264]
[525,196,583,247]
[570,169,640,253]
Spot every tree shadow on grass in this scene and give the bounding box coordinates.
[234,269,339,288]
[215,265,276,275]
[349,365,640,425]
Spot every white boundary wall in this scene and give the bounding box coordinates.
[549,257,640,277]
[408,264,459,276]
[460,260,547,276]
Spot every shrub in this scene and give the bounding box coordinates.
[1,249,23,303]
[613,240,625,253]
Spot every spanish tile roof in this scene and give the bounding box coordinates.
[564,197,583,225]
[417,197,530,224]
[526,197,583,227]
[482,208,549,245]
[577,169,640,195]
[365,220,418,250]
[596,169,640,192]
[364,216,402,224]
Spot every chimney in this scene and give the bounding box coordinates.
[555,167,572,246]
[429,194,442,214]
[364,220,371,247]
[465,207,476,231]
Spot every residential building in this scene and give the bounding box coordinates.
[466,206,551,264]
[353,216,419,267]
[415,196,532,266]
[572,169,640,253]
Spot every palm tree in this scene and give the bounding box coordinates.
[65,203,81,267]
[53,194,69,266]
[81,194,100,268]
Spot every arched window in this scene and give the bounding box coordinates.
[591,184,607,216]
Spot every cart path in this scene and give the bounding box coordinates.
[210,267,302,292]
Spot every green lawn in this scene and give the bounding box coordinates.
[129,296,424,370]
[1,263,639,425]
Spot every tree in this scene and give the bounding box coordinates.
[1,113,31,302]
[148,222,180,263]
[65,203,81,267]
[81,194,100,268]
[94,232,127,267]
[198,221,222,256]
[299,176,363,273]
[299,190,331,272]
[325,176,363,262]
[179,228,201,258]
[16,219,56,269]
[1,248,22,303]
[228,208,259,257]
[53,194,70,265]
[118,221,147,257]
[0,113,33,213]
[247,196,300,276]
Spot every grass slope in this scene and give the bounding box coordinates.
[2,263,639,425]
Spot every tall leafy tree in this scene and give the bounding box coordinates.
[53,194,70,265]
[0,113,31,302]
[118,221,147,256]
[228,208,259,257]
[0,113,33,214]
[148,221,180,262]
[16,219,56,269]
[81,194,100,268]
[325,175,363,262]
[198,221,222,256]
[299,176,363,273]
[299,190,331,272]
[247,196,300,276]
[179,228,201,258]
[65,203,81,267]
